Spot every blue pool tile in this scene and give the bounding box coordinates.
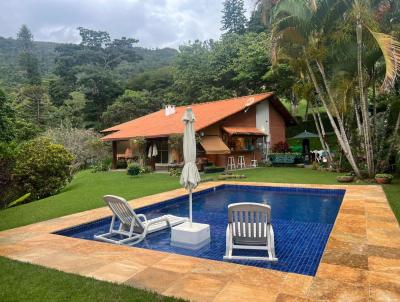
[54,185,344,276]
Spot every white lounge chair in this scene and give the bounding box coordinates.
[223,202,278,261]
[94,195,188,245]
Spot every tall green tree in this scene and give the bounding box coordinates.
[266,0,400,176]
[13,85,55,129]
[0,89,16,142]
[101,90,162,128]
[221,0,248,34]
[78,68,123,128]
[16,25,40,84]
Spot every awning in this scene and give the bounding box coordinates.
[223,126,266,136]
[200,136,230,154]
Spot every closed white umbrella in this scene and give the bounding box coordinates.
[180,108,201,226]
[152,143,158,157]
[148,144,153,158]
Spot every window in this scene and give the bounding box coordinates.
[154,140,169,163]
[228,136,254,152]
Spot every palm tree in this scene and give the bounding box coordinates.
[262,0,400,177]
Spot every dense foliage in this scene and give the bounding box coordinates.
[44,126,110,170]
[0,0,399,210]
[13,137,74,200]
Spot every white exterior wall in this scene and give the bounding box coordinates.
[256,100,270,135]
[256,101,271,157]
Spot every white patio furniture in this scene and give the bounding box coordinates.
[250,159,258,168]
[224,202,278,261]
[237,156,246,169]
[94,195,187,245]
[227,156,236,170]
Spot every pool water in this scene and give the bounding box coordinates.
[55,185,344,276]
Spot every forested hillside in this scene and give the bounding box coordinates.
[0,36,178,91]
[1,0,399,207]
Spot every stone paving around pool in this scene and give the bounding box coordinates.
[0,181,399,301]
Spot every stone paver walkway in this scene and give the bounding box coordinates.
[0,181,399,301]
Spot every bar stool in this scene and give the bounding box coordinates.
[250,159,258,168]
[227,157,236,170]
[237,156,246,169]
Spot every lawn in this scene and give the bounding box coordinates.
[0,170,181,231]
[1,167,399,231]
[0,167,398,302]
[0,256,183,302]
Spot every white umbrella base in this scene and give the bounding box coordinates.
[171,222,211,250]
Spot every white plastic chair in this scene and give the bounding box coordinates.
[94,195,188,245]
[224,202,278,261]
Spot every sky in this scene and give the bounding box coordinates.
[0,0,256,49]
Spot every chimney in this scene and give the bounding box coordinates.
[165,105,176,116]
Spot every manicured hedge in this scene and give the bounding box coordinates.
[204,166,225,173]
[268,153,303,165]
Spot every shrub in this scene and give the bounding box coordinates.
[268,153,302,165]
[116,161,128,169]
[200,177,214,183]
[92,158,112,172]
[14,137,74,200]
[127,163,140,176]
[272,141,290,153]
[0,142,18,208]
[312,161,320,170]
[140,166,152,174]
[375,174,393,184]
[375,173,393,179]
[204,166,225,174]
[169,167,182,177]
[218,174,246,180]
[336,175,354,183]
[44,126,110,170]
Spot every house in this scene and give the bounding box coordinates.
[101,93,296,169]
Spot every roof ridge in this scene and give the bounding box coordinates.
[173,92,272,109]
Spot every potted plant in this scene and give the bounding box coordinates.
[375,174,393,184]
[336,174,355,183]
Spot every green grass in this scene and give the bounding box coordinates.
[0,167,398,302]
[382,177,400,224]
[0,256,183,302]
[0,170,181,231]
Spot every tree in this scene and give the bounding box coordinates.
[13,85,55,129]
[247,4,268,33]
[0,142,18,208]
[52,91,87,127]
[221,0,248,34]
[266,0,400,177]
[173,33,272,103]
[0,89,16,142]
[48,78,76,106]
[101,90,162,128]
[16,25,41,84]
[45,125,109,170]
[78,68,123,128]
[127,66,174,93]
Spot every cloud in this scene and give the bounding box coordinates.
[0,0,255,48]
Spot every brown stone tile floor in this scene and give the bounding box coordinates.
[0,181,399,301]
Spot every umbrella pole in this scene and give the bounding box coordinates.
[189,188,193,227]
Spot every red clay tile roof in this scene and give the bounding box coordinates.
[101,93,281,141]
[222,126,266,136]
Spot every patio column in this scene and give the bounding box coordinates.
[112,141,117,169]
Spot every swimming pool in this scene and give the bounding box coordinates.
[55,184,344,276]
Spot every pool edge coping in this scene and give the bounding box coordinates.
[1,181,399,301]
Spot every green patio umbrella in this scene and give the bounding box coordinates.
[290,130,320,140]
